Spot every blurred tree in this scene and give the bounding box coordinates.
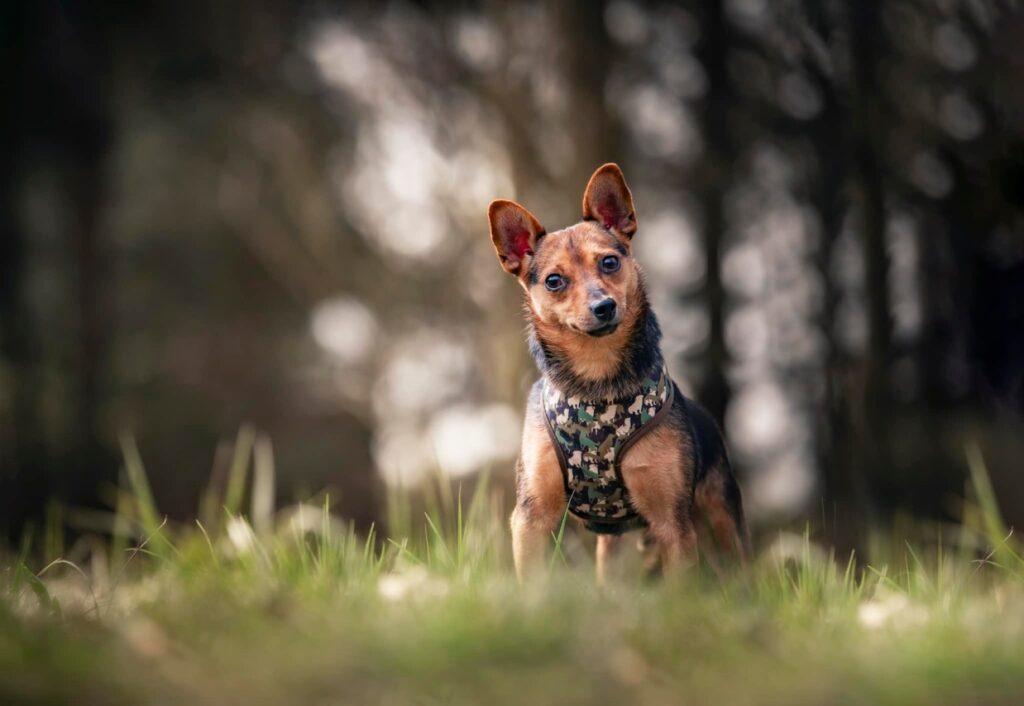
[691,0,735,427]
[1,0,116,539]
[2,0,1023,550]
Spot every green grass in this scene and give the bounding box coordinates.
[3,439,1024,706]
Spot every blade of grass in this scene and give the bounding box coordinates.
[118,433,176,558]
[965,441,1023,573]
[44,501,64,562]
[252,433,275,536]
[456,484,464,571]
[424,511,452,570]
[118,432,161,538]
[195,519,219,566]
[548,494,574,574]
[106,517,170,613]
[224,425,256,517]
[16,564,61,618]
[37,558,100,616]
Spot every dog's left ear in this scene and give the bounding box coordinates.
[488,199,546,277]
[582,163,637,240]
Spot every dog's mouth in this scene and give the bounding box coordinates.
[583,322,619,337]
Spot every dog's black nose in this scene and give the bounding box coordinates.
[591,298,617,322]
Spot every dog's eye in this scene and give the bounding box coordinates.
[600,255,621,273]
[544,274,566,292]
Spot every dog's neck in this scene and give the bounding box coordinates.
[527,292,665,401]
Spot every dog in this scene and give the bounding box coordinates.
[488,163,748,582]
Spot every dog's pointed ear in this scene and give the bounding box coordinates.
[582,163,637,239]
[488,199,545,277]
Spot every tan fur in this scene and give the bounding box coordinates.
[536,321,627,381]
[695,464,747,560]
[619,424,698,573]
[510,403,567,580]
[527,224,635,328]
[595,534,621,586]
[512,401,705,579]
[526,222,641,381]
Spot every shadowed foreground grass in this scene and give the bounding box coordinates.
[2,437,1024,705]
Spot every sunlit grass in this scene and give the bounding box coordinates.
[2,438,1024,705]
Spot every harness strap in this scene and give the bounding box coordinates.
[679,393,704,492]
[617,380,675,459]
[541,370,675,530]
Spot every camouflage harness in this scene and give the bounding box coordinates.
[541,366,674,534]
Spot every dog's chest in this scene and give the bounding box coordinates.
[541,368,673,525]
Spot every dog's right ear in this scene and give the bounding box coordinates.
[582,163,637,239]
[488,199,545,277]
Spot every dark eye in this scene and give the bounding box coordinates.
[600,255,621,273]
[545,274,566,292]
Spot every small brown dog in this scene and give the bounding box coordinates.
[488,163,748,582]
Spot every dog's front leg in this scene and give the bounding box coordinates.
[595,534,622,585]
[619,426,700,577]
[510,501,561,580]
[512,398,570,582]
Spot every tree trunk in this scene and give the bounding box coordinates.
[846,0,891,535]
[693,0,734,426]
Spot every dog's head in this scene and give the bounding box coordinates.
[488,164,641,340]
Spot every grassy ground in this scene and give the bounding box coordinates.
[3,437,1024,706]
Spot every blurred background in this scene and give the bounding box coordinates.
[2,0,1023,554]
